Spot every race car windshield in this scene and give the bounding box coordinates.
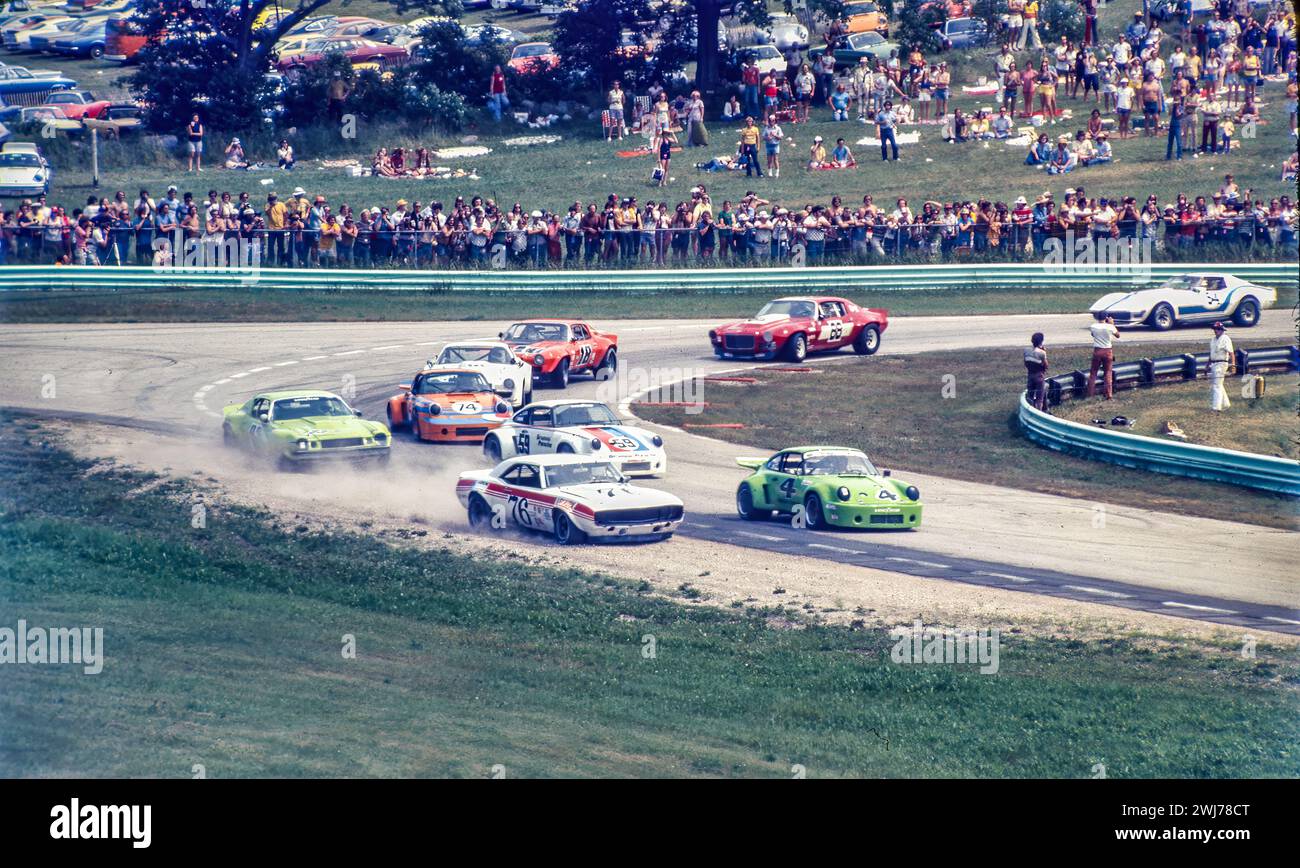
[503,323,568,343]
[1158,276,1206,291]
[272,397,352,420]
[757,300,816,319]
[553,404,619,427]
[802,452,877,476]
[439,346,513,365]
[544,462,624,487]
[415,372,492,394]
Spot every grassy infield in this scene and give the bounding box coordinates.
[638,342,1300,531]
[1,415,1298,778]
[3,1,1298,778]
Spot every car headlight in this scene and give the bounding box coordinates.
[495,402,510,414]
[836,486,851,502]
[590,438,602,449]
[503,378,515,391]
[762,331,774,343]
[905,486,920,501]
[296,439,308,451]
[532,357,544,367]
[651,435,663,447]
[426,404,441,416]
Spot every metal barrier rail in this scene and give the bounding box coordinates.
[1,262,1297,293]
[1021,344,1300,495]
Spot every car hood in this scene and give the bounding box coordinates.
[272,415,382,437]
[1090,291,1142,312]
[821,474,918,500]
[553,482,681,508]
[717,313,800,332]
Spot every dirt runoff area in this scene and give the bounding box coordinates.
[49,419,1298,651]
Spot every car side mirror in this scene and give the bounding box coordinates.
[399,384,411,392]
[258,413,269,423]
[355,409,364,417]
[882,469,891,477]
[497,332,504,339]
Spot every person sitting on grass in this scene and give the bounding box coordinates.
[277,139,295,171]
[721,95,743,122]
[1025,132,1052,164]
[830,138,856,167]
[1081,131,1112,165]
[992,107,1014,138]
[224,138,248,170]
[1047,135,1077,174]
[808,135,828,168]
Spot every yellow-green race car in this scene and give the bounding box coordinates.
[222,390,391,468]
[735,446,921,529]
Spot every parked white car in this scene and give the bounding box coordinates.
[1090,273,1277,330]
[457,454,684,544]
[759,14,809,51]
[0,140,49,197]
[483,400,668,478]
[738,43,785,77]
[432,341,534,408]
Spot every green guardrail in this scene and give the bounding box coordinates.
[1019,347,1300,495]
[0,262,1296,293]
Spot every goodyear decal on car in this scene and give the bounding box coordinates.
[584,426,647,452]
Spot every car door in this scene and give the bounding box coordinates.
[814,300,851,349]
[1197,277,1230,321]
[500,462,549,530]
[768,451,805,511]
[569,323,598,371]
[514,405,555,455]
[246,397,272,450]
[1174,276,1210,320]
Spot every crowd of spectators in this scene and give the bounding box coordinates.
[1,178,1294,268]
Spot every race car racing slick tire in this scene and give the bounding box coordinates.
[553,511,587,545]
[550,358,570,389]
[802,492,826,529]
[467,495,496,532]
[1147,303,1175,331]
[522,386,533,407]
[595,348,618,381]
[1233,298,1260,327]
[783,333,808,363]
[853,324,881,355]
[386,406,406,431]
[222,424,236,449]
[736,483,772,520]
[483,434,503,462]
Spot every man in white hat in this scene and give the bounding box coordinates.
[1207,321,1234,411]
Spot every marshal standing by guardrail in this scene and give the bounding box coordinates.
[1020,342,1300,495]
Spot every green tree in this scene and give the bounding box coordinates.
[129,0,459,133]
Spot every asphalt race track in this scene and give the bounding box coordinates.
[2,310,1296,633]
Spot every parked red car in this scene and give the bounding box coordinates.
[507,42,559,74]
[276,37,408,71]
[40,89,109,119]
[709,296,888,362]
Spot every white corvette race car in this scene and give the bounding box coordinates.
[456,454,684,544]
[1089,273,1277,330]
[482,400,668,478]
[432,341,534,407]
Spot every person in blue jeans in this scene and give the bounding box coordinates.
[876,101,900,161]
[1166,98,1185,160]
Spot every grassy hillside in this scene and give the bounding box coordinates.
[1,412,1297,777]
